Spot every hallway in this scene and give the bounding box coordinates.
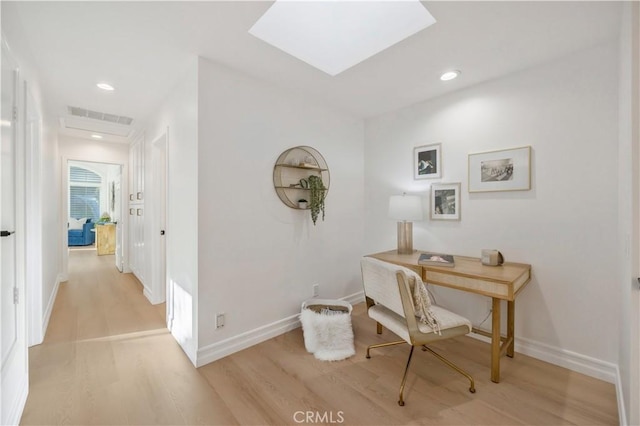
[20,250,619,425]
[21,250,235,425]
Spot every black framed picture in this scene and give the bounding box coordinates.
[430,182,461,221]
[414,143,442,179]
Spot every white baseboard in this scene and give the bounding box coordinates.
[143,287,153,304]
[171,328,198,367]
[341,291,365,307]
[143,286,166,305]
[468,332,618,383]
[196,313,301,367]
[137,274,153,304]
[196,291,365,368]
[5,375,28,426]
[41,275,62,341]
[615,365,628,426]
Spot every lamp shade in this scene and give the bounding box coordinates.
[388,194,423,221]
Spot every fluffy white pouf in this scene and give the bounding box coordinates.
[300,306,355,361]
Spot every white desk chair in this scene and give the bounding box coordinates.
[360,257,476,406]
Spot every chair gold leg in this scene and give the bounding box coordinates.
[398,346,415,406]
[366,340,405,359]
[422,345,476,394]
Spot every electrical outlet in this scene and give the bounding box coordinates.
[312,284,319,298]
[216,313,225,328]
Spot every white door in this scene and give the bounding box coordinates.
[152,133,168,318]
[1,41,28,425]
[25,84,43,347]
[632,4,640,424]
[114,166,123,271]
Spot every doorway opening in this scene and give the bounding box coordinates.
[63,160,124,275]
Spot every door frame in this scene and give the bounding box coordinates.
[1,37,29,426]
[632,3,640,423]
[24,82,43,347]
[61,158,126,282]
[150,130,169,313]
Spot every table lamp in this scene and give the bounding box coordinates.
[388,193,423,254]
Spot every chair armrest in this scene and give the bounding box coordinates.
[396,272,422,342]
[83,222,95,233]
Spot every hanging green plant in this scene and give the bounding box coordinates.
[307,175,326,225]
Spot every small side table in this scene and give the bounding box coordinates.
[95,223,116,255]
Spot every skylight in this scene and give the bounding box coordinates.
[249,0,436,76]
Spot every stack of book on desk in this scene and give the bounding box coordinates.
[418,252,455,267]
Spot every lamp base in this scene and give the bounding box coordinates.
[397,222,414,255]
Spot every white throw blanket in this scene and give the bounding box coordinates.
[412,274,441,335]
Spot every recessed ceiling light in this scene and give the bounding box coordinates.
[91,134,103,139]
[96,83,115,91]
[440,70,461,81]
[249,0,436,76]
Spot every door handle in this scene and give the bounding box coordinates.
[1,230,15,237]
[160,230,165,235]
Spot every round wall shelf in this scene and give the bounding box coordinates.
[273,146,330,209]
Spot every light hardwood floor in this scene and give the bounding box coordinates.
[21,250,618,425]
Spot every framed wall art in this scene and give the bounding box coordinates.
[414,143,442,180]
[468,146,531,192]
[430,182,460,220]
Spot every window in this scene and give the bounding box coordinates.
[69,166,101,222]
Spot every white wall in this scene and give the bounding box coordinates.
[58,136,129,282]
[1,15,60,349]
[39,121,60,340]
[364,41,620,380]
[144,57,199,364]
[1,12,56,421]
[196,58,364,366]
[60,137,130,164]
[617,3,640,425]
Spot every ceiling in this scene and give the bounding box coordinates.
[2,1,622,143]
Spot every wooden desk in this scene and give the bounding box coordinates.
[367,250,531,383]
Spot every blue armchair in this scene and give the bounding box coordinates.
[68,219,95,246]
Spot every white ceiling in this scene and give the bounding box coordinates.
[2,1,622,143]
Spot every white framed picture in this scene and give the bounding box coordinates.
[430,182,461,221]
[414,143,442,180]
[468,146,531,192]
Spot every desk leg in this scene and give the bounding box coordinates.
[491,297,501,383]
[507,300,515,358]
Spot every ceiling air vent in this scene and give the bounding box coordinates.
[61,106,135,138]
[67,106,134,126]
